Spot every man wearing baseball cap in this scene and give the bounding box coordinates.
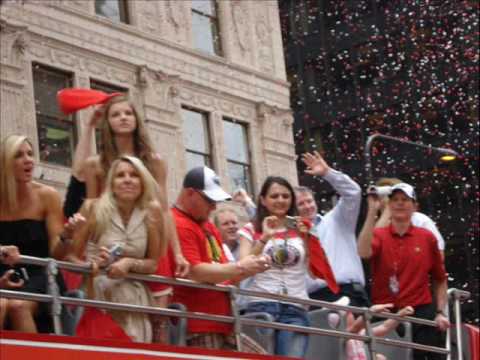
[373,177,446,259]
[171,166,271,352]
[358,182,449,360]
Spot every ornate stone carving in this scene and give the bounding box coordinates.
[231,0,250,53]
[165,0,187,45]
[137,65,181,112]
[54,51,79,68]
[166,0,185,29]
[256,101,291,122]
[136,1,160,34]
[254,7,274,74]
[4,5,289,106]
[235,105,253,119]
[0,86,24,137]
[256,101,269,122]
[27,40,134,86]
[0,20,29,67]
[136,65,149,89]
[61,0,85,9]
[179,87,254,121]
[256,100,294,154]
[219,100,234,114]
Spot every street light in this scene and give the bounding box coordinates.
[364,133,460,184]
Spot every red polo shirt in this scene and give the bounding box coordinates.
[371,224,447,308]
[171,207,232,334]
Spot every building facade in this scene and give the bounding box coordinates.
[279,0,479,324]
[0,0,297,202]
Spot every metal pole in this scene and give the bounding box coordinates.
[362,308,378,360]
[364,133,459,184]
[445,297,452,360]
[228,286,243,352]
[46,258,63,335]
[7,255,472,357]
[446,288,470,360]
[454,295,464,360]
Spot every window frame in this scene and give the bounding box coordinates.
[181,106,213,169]
[191,0,223,56]
[32,63,76,168]
[222,117,253,195]
[94,0,129,24]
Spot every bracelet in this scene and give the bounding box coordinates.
[436,309,446,316]
[131,259,142,273]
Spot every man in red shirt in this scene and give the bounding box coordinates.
[358,182,450,360]
[171,166,271,352]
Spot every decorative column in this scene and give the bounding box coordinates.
[0,19,29,140]
[136,65,184,199]
[256,101,297,185]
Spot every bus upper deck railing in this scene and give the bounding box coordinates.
[0,255,471,359]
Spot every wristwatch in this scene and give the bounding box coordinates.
[436,309,446,316]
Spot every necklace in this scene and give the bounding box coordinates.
[118,209,133,227]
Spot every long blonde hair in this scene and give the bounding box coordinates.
[0,135,32,215]
[92,155,160,241]
[99,95,155,177]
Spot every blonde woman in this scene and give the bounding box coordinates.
[84,95,188,264]
[81,95,189,342]
[0,134,67,333]
[70,155,165,342]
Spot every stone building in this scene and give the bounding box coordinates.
[0,0,296,200]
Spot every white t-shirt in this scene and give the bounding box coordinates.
[222,244,236,262]
[238,223,309,305]
[412,212,445,250]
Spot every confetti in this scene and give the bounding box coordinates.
[280,0,479,325]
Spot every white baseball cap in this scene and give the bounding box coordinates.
[389,183,416,200]
[183,166,232,202]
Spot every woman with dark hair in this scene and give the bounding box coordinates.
[238,175,338,358]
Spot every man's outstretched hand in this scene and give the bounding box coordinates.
[301,151,331,177]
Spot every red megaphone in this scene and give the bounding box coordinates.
[57,88,122,115]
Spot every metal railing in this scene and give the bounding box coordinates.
[0,255,472,359]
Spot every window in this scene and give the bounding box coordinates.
[191,0,222,56]
[182,107,212,170]
[90,80,128,151]
[223,119,252,194]
[95,0,128,23]
[33,64,75,167]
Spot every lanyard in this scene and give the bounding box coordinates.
[173,206,222,263]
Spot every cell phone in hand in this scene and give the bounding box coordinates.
[106,244,123,266]
[285,216,297,229]
[9,267,29,283]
